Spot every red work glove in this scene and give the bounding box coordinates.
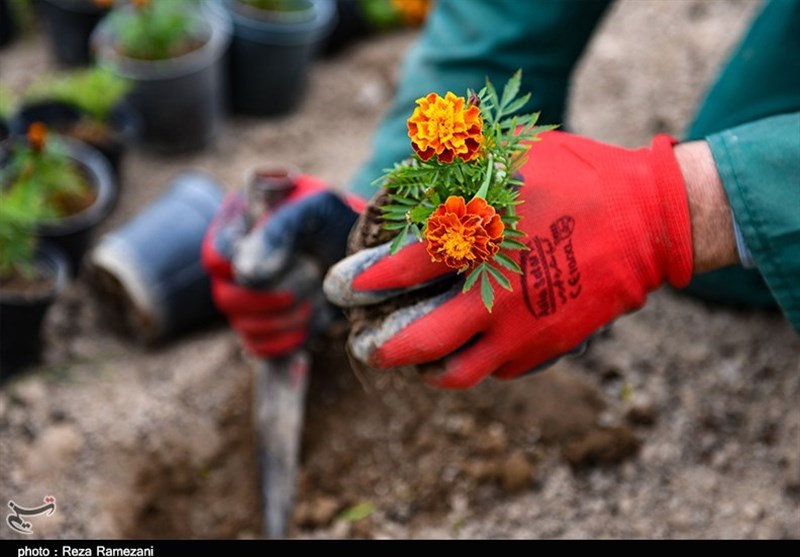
[324,131,693,388]
[203,175,364,357]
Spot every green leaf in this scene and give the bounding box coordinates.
[480,272,495,312]
[500,70,522,110]
[389,224,410,254]
[409,204,434,223]
[383,221,410,230]
[501,238,528,250]
[494,252,522,274]
[338,502,374,523]
[503,228,526,238]
[486,264,512,291]
[462,266,483,292]
[473,154,493,200]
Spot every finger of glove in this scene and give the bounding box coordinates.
[234,192,358,288]
[349,285,488,368]
[230,302,313,336]
[212,279,296,315]
[423,333,507,389]
[202,193,249,278]
[243,328,309,358]
[491,340,590,380]
[324,240,452,308]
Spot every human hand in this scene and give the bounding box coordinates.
[324,131,695,387]
[203,175,363,357]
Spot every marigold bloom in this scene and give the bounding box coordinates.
[27,123,47,154]
[391,0,431,26]
[425,196,504,271]
[408,92,483,164]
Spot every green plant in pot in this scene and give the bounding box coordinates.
[0,125,73,378]
[0,123,115,276]
[219,0,336,115]
[19,67,134,178]
[92,0,231,153]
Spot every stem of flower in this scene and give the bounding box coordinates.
[474,154,493,200]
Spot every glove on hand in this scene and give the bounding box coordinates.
[203,175,363,357]
[324,132,693,388]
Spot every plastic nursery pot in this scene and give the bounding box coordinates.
[0,244,70,381]
[36,137,117,276]
[323,0,372,56]
[92,3,232,154]
[217,0,337,116]
[87,172,224,344]
[0,0,15,49]
[11,100,140,181]
[39,0,109,67]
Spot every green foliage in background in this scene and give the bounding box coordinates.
[107,0,206,61]
[25,68,132,121]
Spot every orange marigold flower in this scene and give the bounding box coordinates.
[408,91,483,164]
[425,196,504,271]
[391,0,431,26]
[27,122,48,154]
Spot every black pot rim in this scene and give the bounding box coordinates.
[0,243,69,305]
[41,0,108,15]
[220,0,337,45]
[36,137,116,237]
[92,2,232,81]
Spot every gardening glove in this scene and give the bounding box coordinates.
[324,131,694,388]
[203,175,364,357]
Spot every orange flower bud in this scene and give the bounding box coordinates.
[27,122,48,154]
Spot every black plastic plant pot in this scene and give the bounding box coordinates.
[217,0,337,116]
[39,0,109,67]
[0,244,70,381]
[88,172,223,344]
[92,4,232,154]
[0,0,15,49]
[37,137,117,276]
[11,100,140,181]
[324,0,372,56]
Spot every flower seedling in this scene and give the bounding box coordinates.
[105,0,207,61]
[0,124,92,277]
[379,71,556,311]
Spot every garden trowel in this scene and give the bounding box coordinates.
[241,167,319,539]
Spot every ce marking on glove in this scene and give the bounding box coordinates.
[521,216,582,319]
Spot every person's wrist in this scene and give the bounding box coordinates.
[673,140,739,274]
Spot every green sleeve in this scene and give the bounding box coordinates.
[348,0,612,198]
[707,112,800,332]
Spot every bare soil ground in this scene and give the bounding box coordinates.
[1,0,798,539]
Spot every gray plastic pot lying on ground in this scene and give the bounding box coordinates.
[88,172,224,344]
[92,2,232,153]
[216,0,336,116]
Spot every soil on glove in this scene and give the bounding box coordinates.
[2,0,799,540]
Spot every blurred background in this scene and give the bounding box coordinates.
[1,0,798,540]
